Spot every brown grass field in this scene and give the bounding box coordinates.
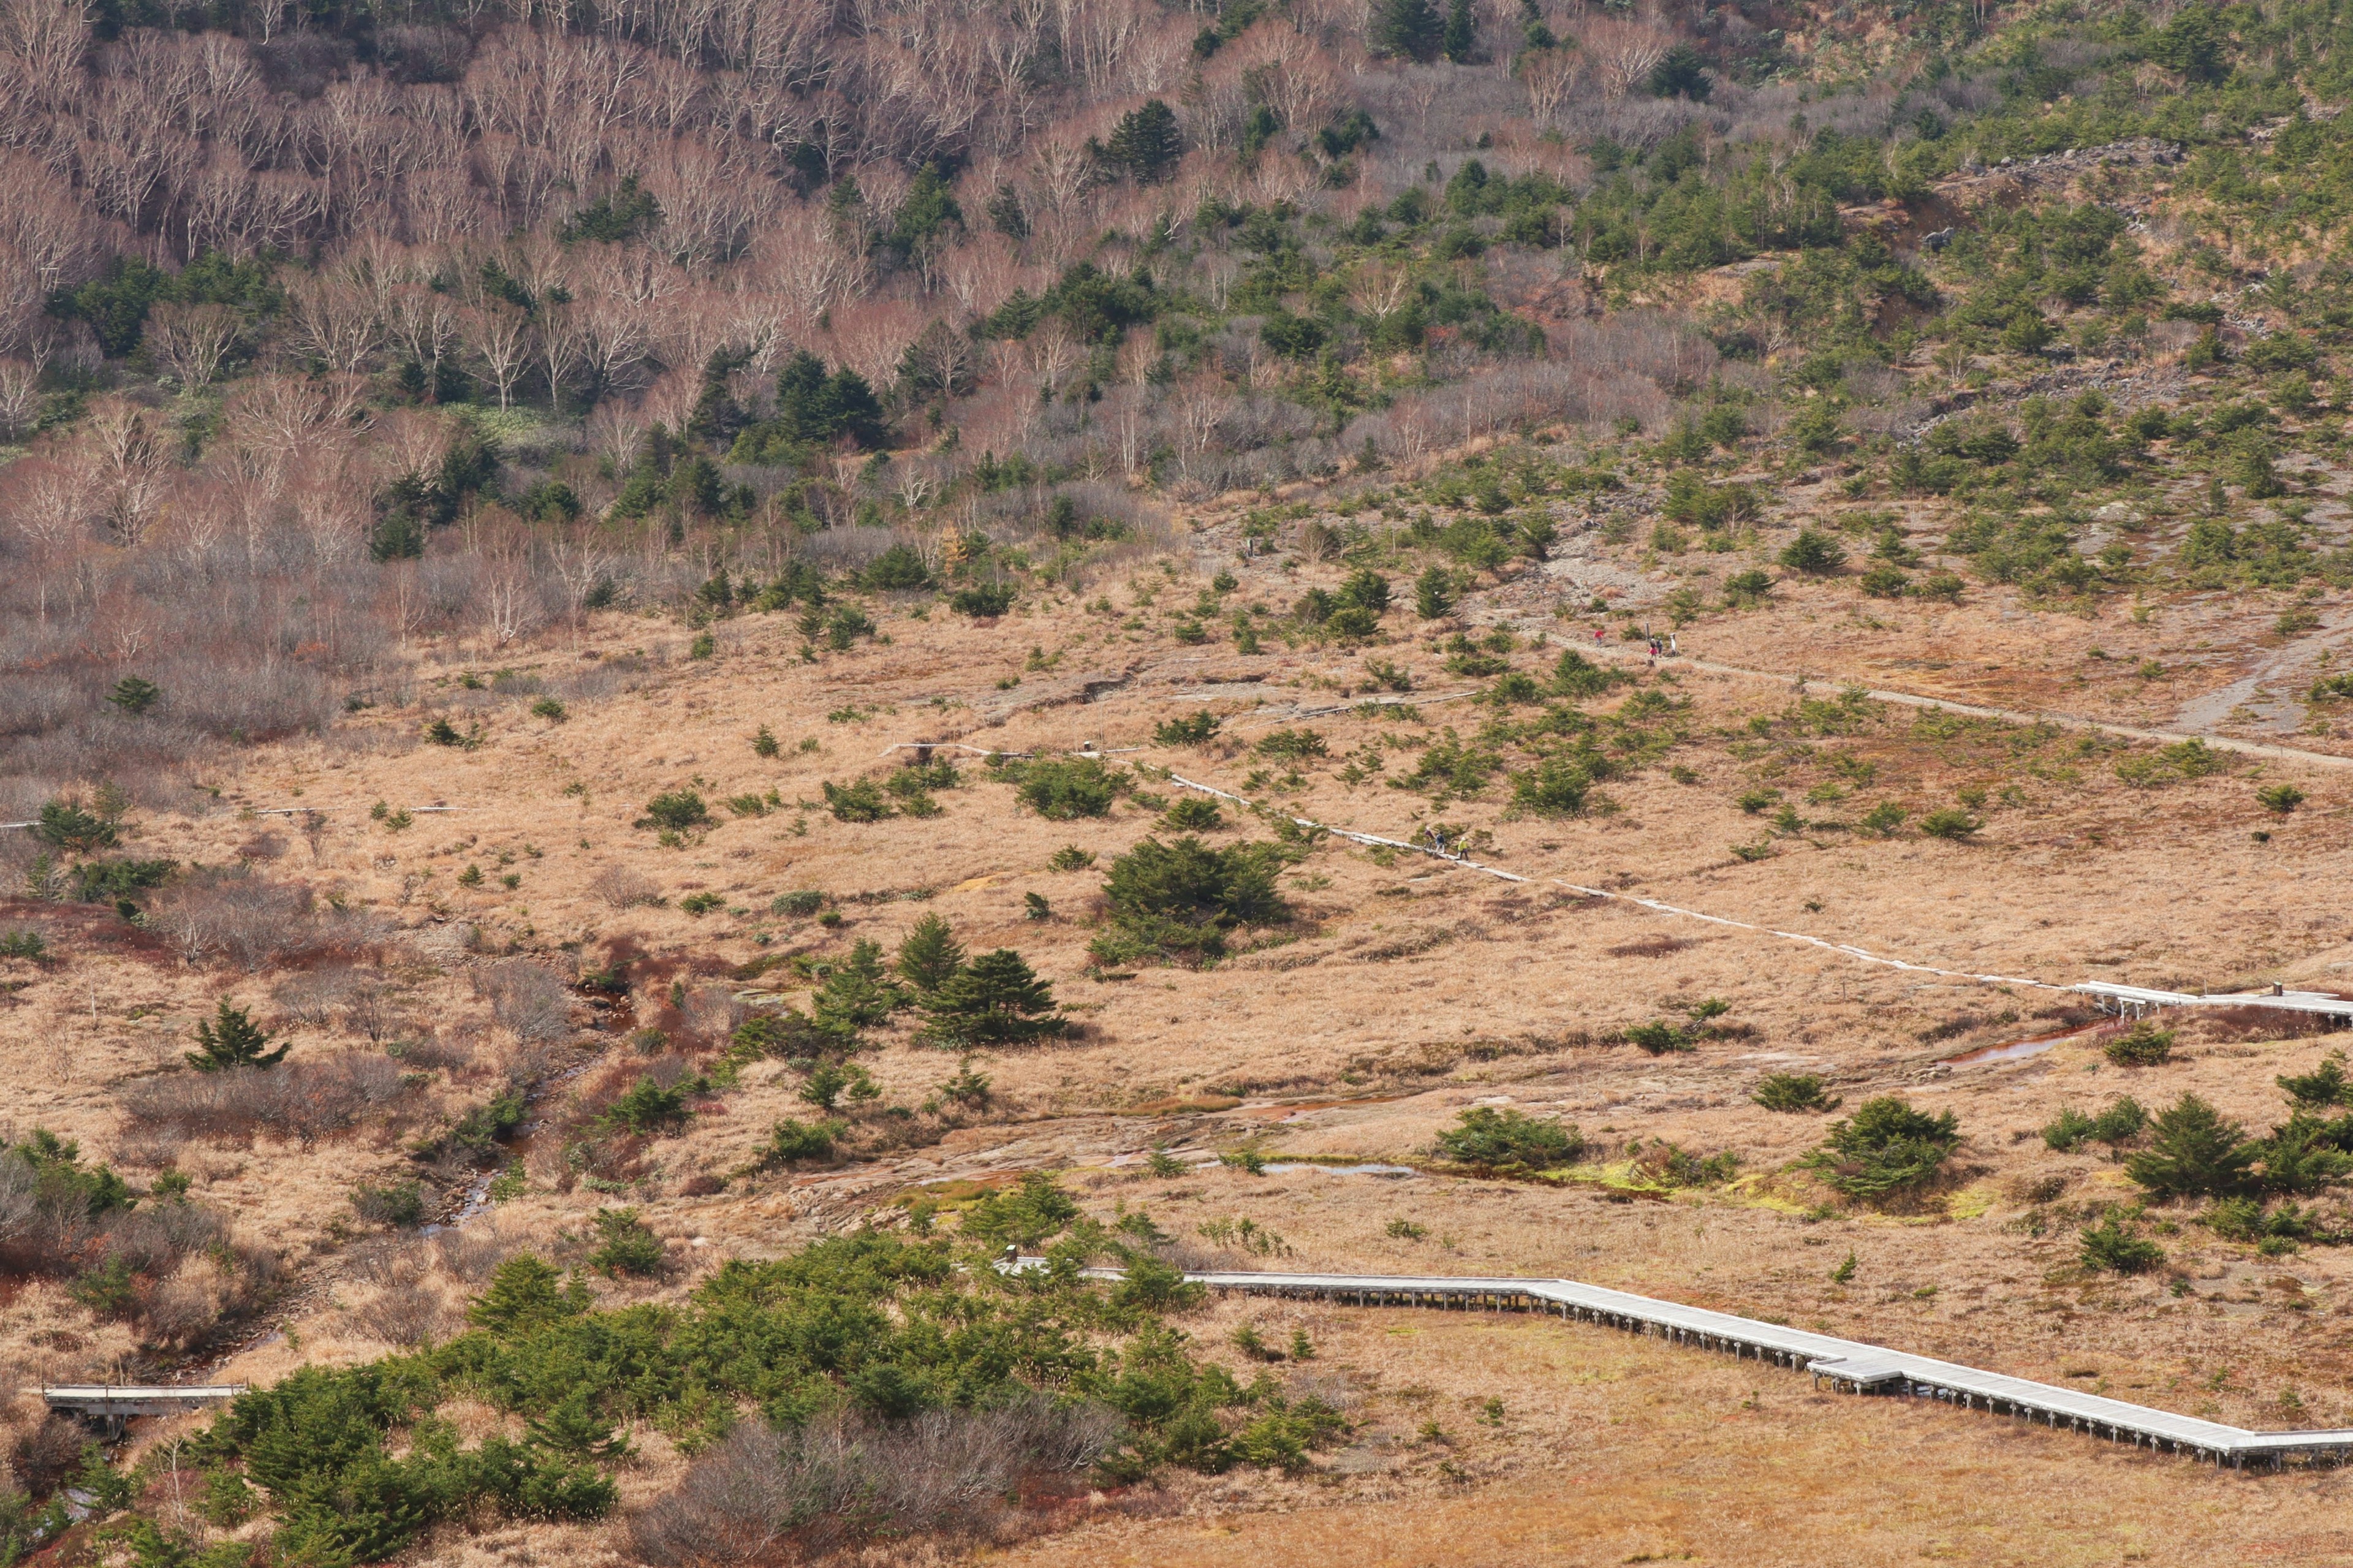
[1,525,2346,1565]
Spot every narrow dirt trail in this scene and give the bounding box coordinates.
[1580,645,2353,771]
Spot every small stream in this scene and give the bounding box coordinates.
[1941,1019,2110,1067]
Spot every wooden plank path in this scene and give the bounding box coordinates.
[1042,1263,2353,1468]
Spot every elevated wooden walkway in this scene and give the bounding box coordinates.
[1037,1263,2353,1468]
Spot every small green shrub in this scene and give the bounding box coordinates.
[1805,1097,1961,1203]
[2104,1024,2174,1067]
[762,1116,845,1166]
[2257,784,2305,815]
[187,1000,289,1072]
[638,789,712,832]
[601,1075,700,1135]
[822,778,893,822]
[1254,728,1328,762]
[2279,1051,2350,1109]
[2125,1094,2259,1199]
[2044,1097,2147,1151]
[1161,797,1224,831]
[1918,806,1982,841]
[1778,528,1847,575]
[919,949,1064,1047]
[1154,712,1221,746]
[1,929,50,960]
[351,1180,425,1227]
[1751,1072,1840,1113]
[751,724,780,757]
[773,890,827,917]
[1432,1107,1582,1169]
[949,582,1017,617]
[1048,846,1096,871]
[678,892,724,916]
[2080,1216,2165,1274]
[1006,756,1124,819]
[586,1208,665,1276]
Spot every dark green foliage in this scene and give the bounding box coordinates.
[2279,1051,2350,1110]
[1441,0,1472,61]
[2080,1216,2165,1274]
[1154,712,1221,746]
[2103,1023,2174,1067]
[1550,650,1624,699]
[1369,0,1443,61]
[352,1180,426,1228]
[1254,728,1327,762]
[107,675,161,714]
[188,1001,289,1072]
[949,581,1017,617]
[865,543,932,591]
[812,939,904,1033]
[1778,528,1847,575]
[961,1171,1081,1250]
[1005,756,1124,819]
[2042,1097,2147,1152]
[601,1076,699,1136]
[920,949,1064,1047]
[1806,1097,1961,1202]
[2126,1094,2260,1199]
[36,797,117,853]
[752,725,781,758]
[822,778,894,822]
[1337,569,1392,615]
[1752,1072,1840,1113]
[1647,43,1710,100]
[1507,756,1594,817]
[1414,566,1453,619]
[8,1129,135,1222]
[2257,783,2305,815]
[1102,99,1183,184]
[1097,836,1289,963]
[733,352,887,456]
[638,789,711,832]
[1048,846,1097,871]
[1432,1107,1582,1168]
[1161,797,1225,831]
[0,929,48,960]
[762,1116,846,1165]
[586,1208,665,1278]
[70,856,173,904]
[560,175,662,243]
[468,1254,593,1333]
[1918,806,1982,841]
[897,913,967,995]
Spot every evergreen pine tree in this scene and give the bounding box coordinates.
[897,913,967,994]
[2126,1094,2262,1199]
[1103,99,1184,184]
[467,1254,591,1333]
[1442,0,1474,62]
[186,999,290,1072]
[812,938,904,1034]
[1369,0,1444,60]
[921,949,1064,1047]
[526,1387,632,1461]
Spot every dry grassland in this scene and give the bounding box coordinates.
[1,543,2346,1564]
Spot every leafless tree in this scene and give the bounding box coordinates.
[147,302,241,392]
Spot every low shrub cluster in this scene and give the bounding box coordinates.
[1431,1107,1582,1170]
[1090,836,1290,966]
[1804,1097,1962,1205]
[81,1184,1338,1564]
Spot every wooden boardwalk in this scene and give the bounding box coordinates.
[1048,1264,2353,1468]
